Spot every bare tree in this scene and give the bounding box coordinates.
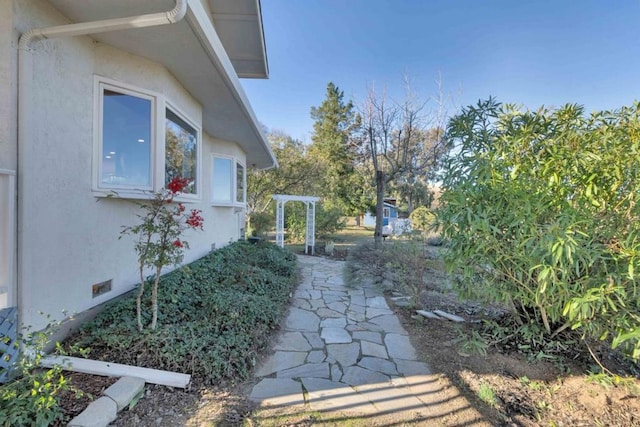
[357,77,450,247]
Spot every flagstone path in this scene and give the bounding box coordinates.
[249,255,468,422]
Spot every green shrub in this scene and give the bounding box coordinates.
[248,211,273,237]
[438,99,640,361]
[409,206,436,234]
[285,203,346,242]
[66,241,297,383]
[1,324,86,426]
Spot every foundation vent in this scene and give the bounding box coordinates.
[92,279,112,298]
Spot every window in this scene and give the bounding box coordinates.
[383,207,391,218]
[100,88,153,189]
[165,108,198,194]
[212,157,232,203]
[211,156,245,206]
[95,78,200,198]
[236,162,245,203]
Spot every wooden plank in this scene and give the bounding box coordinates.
[415,310,441,320]
[433,310,466,323]
[40,356,190,388]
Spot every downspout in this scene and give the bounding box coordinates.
[16,0,188,330]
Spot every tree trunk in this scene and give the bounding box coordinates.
[150,267,161,330]
[374,170,386,248]
[136,266,146,332]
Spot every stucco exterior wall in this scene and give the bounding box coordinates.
[0,0,17,172]
[14,1,248,331]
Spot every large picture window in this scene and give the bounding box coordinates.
[100,89,153,189]
[212,156,245,206]
[95,78,200,199]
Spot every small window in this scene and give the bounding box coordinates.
[236,162,245,204]
[165,109,197,194]
[211,156,246,206]
[383,207,391,218]
[212,157,233,203]
[100,88,153,189]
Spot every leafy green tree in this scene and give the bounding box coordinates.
[247,130,319,217]
[308,82,367,216]
[438,98,640,361]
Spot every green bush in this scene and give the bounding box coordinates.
[285,203,346,242]
[1,324,86,427]
[248,211,273,237]
[66,241,297,383]
[409,206,436,233]
[438,99,640,361]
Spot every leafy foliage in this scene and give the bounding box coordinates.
[308,82,370,216]
[247,130,320,217]
[66,242,297,383]
[438,98,640,361]
[0,323,87,427]
[284,202,346,242]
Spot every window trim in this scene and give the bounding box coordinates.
[211,154,246,207]
[92,76,201,201]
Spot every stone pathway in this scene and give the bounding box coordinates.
[249,255,451,420]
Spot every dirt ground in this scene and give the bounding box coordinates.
[58,239,640,426]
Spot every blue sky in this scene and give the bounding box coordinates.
[242,0,640,142]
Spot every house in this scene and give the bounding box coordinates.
[0,0,277,335]
[362,199,399,234]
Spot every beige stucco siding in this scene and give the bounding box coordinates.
[14,0,247,330]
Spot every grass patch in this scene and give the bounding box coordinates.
[477,382,498,407]
[65,241,297,384]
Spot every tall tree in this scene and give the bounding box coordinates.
[357,79,449,246]
[247,130,319,217]
[308,83,366,215]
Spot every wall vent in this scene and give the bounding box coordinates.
[92,279,112,298]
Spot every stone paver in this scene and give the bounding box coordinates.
[249,378,305,406]
[249,255,438,417]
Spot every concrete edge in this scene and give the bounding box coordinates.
[68,376,146,427]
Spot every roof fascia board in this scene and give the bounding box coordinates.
[185,1,276,169]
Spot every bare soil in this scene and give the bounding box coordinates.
[57,239,640,426]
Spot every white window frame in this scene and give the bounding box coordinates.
[211,154,246,207]
[93,76,201,201]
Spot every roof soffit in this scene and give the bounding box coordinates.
[44,0,275,169]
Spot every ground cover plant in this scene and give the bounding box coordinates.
[65,241,297,384]
[438,99,640,365]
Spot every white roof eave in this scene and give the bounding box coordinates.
[45,0,277,170]
[185,1,276,169]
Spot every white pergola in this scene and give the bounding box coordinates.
[273,194,320,254]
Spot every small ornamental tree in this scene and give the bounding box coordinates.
[122,177,204,331]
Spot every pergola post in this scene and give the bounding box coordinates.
[275,198,285,248]
[305,201,316,255]
[273,195,320,254]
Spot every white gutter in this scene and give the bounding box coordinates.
[16,0,188,330]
